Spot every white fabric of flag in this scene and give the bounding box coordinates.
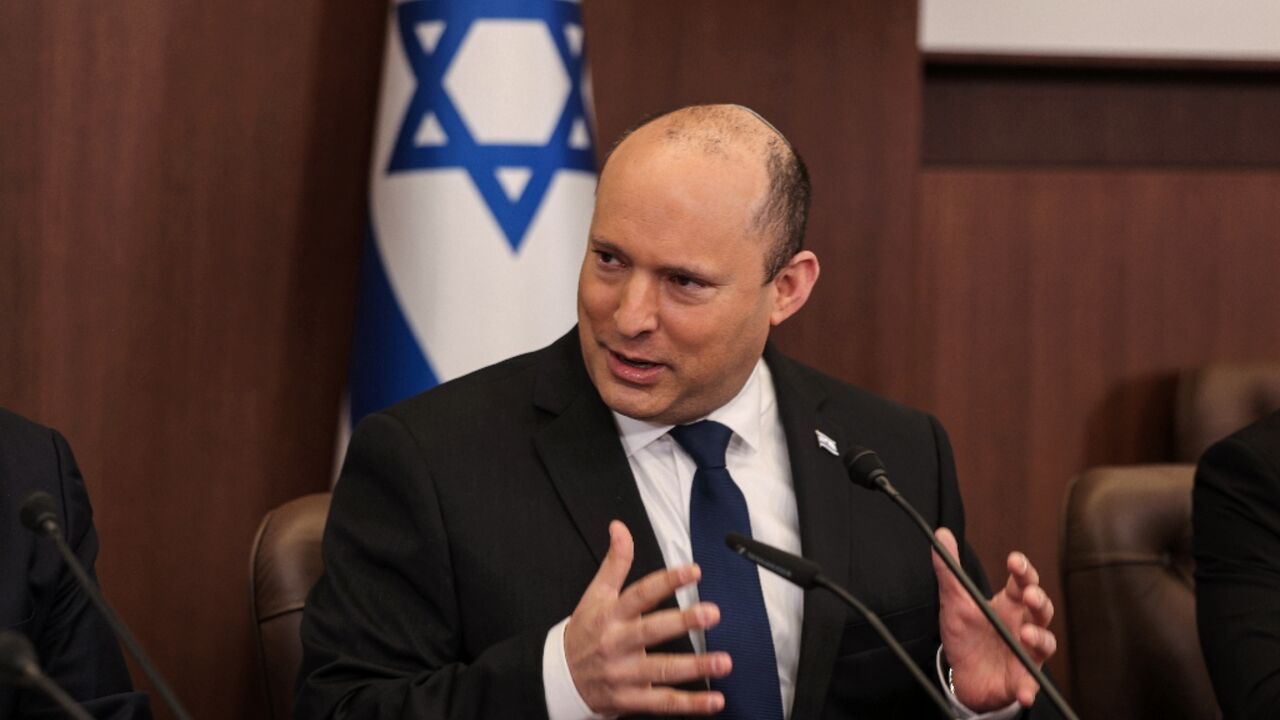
[343,0,596,440]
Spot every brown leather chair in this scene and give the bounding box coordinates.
[1060,465,1220,720]
[250,493,331,720]
[1175,361,1280,461]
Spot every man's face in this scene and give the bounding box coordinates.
[577,131,780,425]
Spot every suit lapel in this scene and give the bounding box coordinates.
[531,332,693,655]
[534,389,671,583]
[767,346,853,719]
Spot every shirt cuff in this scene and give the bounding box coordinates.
[935,646,1022,720]
[544,617,608,720]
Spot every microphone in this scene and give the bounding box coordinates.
[843,446,1079,720]
[726,533,957,719]
[1,630,94,720]
[20,491,194,720]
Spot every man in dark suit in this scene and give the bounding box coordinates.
[1194,409,1280,719]
[0,408,151,719]
[298,105,1057,718]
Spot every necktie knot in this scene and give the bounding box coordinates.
[669,420,733,470]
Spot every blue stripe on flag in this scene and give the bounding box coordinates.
[347,223,438,425]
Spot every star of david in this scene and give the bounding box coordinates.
[387,0,596,253]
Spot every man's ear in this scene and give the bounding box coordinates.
[769,250,820,326]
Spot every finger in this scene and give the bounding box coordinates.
[933,527,960,561]
[629,603,720,650]
[1004,551,1040,591]
[614,563,701,619]
[1019,623,1058,664]
[616,651,732,687]
[1021,586,1054,627]
[1016,679,1041,708]
[931,527,967,602]
[612,686,725,716]
[587,520,635,600]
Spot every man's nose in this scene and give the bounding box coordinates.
[613,276,659,337]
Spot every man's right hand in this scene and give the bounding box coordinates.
[564,520,730,716]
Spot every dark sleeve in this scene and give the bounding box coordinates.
[25,430,152,720]
[296,412,549,720]
[1194,431,1280,719]
[929,414,991,596]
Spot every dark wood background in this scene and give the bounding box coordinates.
[2,1,1278,716]
[0,1,387,715]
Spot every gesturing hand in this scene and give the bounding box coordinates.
[932,527,1058,712]
[564,520,731,716]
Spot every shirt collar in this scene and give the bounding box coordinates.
[612,357,772,458]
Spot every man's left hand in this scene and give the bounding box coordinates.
[932,527,1057,712]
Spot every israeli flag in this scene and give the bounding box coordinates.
[342,0,596,450]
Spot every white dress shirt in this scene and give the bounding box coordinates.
[542,359,1019,720]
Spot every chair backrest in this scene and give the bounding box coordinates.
[250,492,331,720]
[1061,465,1220,720]
[1175,362,1280,461]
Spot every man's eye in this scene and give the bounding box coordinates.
[670,274,705,289]
[596,251,619,265]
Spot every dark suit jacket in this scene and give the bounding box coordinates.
[1194,409,1280,719]
[0,409,150,719]
[298,330,1000,719]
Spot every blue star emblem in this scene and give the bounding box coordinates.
[387,0,596,252]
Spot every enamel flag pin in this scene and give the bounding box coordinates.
[815,429,839,456]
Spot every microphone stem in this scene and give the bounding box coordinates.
[813,575,957,719]
[874,477,1079,720]
[28,673,95,720]
[45,526,194,720]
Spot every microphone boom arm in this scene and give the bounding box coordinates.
[21,491,194,720]
[727,533,957,719]
[868,473,1079,720]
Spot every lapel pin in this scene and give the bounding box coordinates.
[814,429,839,457]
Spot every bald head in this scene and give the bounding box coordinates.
[601,104,810,281]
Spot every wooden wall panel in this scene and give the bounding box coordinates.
[924,62,1280,166]
[920,169,1280,694]
[0,2,386,716]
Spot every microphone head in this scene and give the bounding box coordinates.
[842,445,887,489]
[19,491,59,536]
[0,630,39,686]
[725,532,822,589]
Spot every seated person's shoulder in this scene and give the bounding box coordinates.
[776,353,937,432]
[1221,409,1280,460]
[348,342,563,462]
[1198,409,1280,476]
[0,407,63,465]
[0,409,76,514]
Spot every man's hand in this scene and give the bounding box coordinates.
[932,527,1057,711]
[564,520,730,716]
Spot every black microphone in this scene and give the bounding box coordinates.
[843,446,1080,720]
[1,630,94,720]
[20,491,194,720]
[725,533,957,719]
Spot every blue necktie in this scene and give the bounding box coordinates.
[670,420,784,720]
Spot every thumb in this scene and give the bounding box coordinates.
[931,527,965,601]
[588,520,634,598]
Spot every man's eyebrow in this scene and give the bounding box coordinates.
[588,237,631,260]
[588,236,719,283]
[657,260,719,284]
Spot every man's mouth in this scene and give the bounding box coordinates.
[614,351,659,369]
[604,348,667,384]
